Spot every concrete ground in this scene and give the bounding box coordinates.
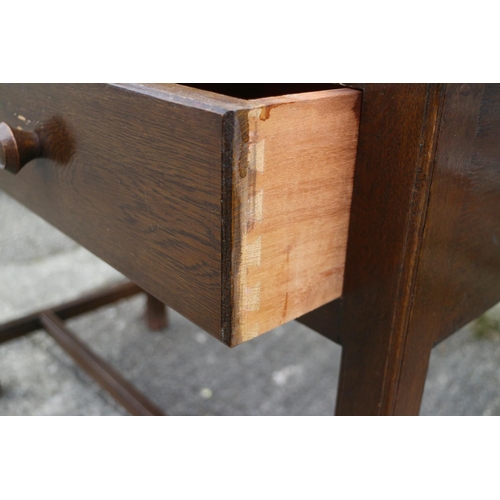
[1,190,500,416]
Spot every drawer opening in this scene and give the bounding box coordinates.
[181,83,343,100]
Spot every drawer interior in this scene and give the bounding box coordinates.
[181,83,343,100]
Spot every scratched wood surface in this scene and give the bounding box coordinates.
[0,84,361,345]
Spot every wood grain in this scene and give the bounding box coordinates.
[0,84,361,345]
[429,84,500,343]
[228,89,360,345]
[295,83,500,415]
[7,83,498,414]
[393,84,500,414]
[333,84,445,415]
[0,84,227,336]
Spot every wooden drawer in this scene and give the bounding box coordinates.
[0,84,361,346]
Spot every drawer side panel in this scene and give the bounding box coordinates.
[231,89,361,345]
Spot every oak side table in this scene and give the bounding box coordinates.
[1,83,499,416]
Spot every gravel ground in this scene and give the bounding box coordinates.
[1,190,500,415]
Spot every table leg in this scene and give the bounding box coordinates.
[40,311,164,416]
[0,282,166,415]
[322,84,444,415]
[144,293,168,331]
[335,326,434,416]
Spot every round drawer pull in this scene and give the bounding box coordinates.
[0,122,43,175]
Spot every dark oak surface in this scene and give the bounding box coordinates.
[0,84,227,337]
[299,83,500,415]
[3,83,499,415]
[428,84,500,343]
[335,83,445,415]
[0,84,358,345]
[394,84,500,414]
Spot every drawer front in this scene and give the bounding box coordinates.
[0,84,360,345]
[0,84,230,336]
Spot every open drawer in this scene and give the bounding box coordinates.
[0,83,361,346]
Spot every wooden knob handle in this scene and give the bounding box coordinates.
[0,122,43,174]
